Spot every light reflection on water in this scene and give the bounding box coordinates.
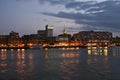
[0,47,120,80]
[87,46,120,56]
[87,47,108,56]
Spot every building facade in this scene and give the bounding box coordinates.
[0,31,24,48]
[56,28,71,42]
[112,36,120,46]
[73,31,112,47]
[37,30,46,38]
[8,31,22,47]
[55,28,71,46]
[0,35,9,48]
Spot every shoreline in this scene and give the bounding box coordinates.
[0,45,119,49]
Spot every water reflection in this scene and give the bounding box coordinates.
[87,46,120,79]
[43,50,81,80]
[0,49,35,80]
[44,52,80,59]
[62,53,80,58]
[87,55,111,79]
[0,48,120,80]
[0,49,7,73]
[0,49,7,60]
[109,46,120,56]
[87,47,108,56]
[60,59,80,80]
[16,49,26,74]
[87,46,120,56]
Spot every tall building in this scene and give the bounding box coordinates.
[45,25,54,37]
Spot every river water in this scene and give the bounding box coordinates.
[0,47,120,80]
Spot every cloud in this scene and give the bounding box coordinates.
[16,0,32,2]
[41,0,120,32]
[39,0,75,5]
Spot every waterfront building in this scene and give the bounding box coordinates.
[112,36,120,46]
[37,30,46,38]
[0,31,24,48]
[8,31,22,47]
[56,28,71,42]
[0,35,9,48]
[22,34,38,47]
[45,25,54,37]
[9,31,19,38]
[73,31,112,47]
[55,28,71,46]
[37,30,46,44]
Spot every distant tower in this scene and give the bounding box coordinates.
[62,28,67,35]
[45,25,54,37]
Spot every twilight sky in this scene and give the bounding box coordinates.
[0,0,120,36]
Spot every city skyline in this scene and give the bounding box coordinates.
[0,0,120,37]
